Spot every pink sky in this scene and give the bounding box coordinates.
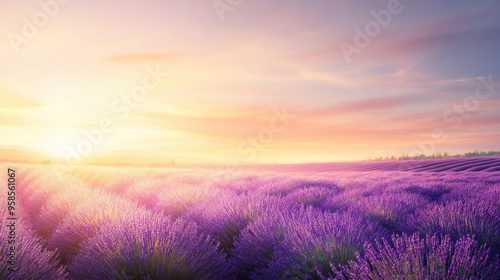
[1,0,499,164]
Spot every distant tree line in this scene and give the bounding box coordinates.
[368,150,500,161]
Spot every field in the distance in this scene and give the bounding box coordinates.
[2,157,500,279]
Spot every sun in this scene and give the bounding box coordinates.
[44,145,70,160]
[38,127,83,161]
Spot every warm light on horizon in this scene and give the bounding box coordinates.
[1,1,499,164]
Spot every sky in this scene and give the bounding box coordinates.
[1,0,499,164]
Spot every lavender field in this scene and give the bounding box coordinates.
[2,157,500,279]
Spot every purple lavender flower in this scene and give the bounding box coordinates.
[184,193,299,256]
[1,192,68,280]
[69,214,233,279]
[48,195,153,263]
[250,211,387,279]
[409,197,500,253]
[335,234,500,280]
[350,192,428,232]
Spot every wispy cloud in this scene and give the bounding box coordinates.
[100,52,185,64]
[0,87,44,109]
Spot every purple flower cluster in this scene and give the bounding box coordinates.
[350,193,427,232]
[69,214,232,279]
[48,195,152,263]
[334,234,500,280]
[233,208,387,279]
[409,196,500,252]
[0,187,67,279]
[184,193,299,256]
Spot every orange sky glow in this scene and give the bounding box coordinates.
[1,0,499,165]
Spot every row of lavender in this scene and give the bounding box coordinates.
[2,164,500,279]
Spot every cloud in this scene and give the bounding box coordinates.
[99,52,185,64]
[285,8,498,67]
[300,93,426,121]
[0,87,44,109]
[136,104,279,140]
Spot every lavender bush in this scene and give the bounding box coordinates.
[410,197,500,252]
[335,234,500,280]
[184,193,299,256]
[251,211,388,279]
[0,190,67,279]
[69,215,233,279]
[350,193,428,232]
[48,195,152,263]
